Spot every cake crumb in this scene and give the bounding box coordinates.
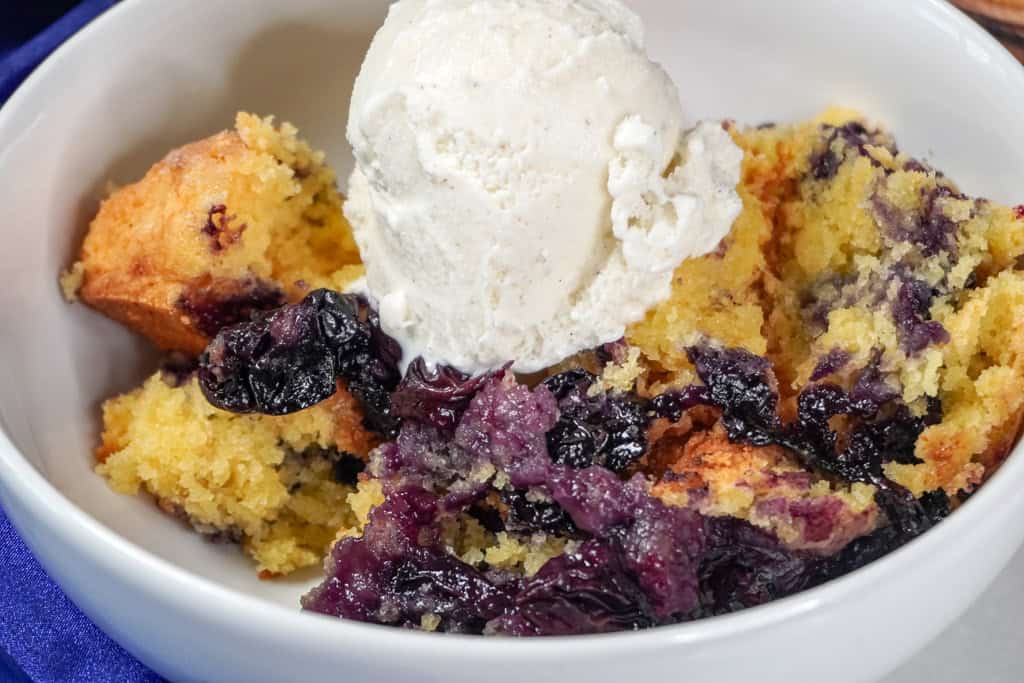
[597,345,645,394]
[95,373,367,576]
[59,261,85,302]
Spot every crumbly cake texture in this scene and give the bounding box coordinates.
[89,109,1024,592]
[96,373,375,575]
[73,113,363,354]
[630,108,1024,497]
[58,261,85,303]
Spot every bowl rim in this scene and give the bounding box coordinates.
[2,0,1024,656]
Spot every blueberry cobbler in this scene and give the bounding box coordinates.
[61,0,1024,637]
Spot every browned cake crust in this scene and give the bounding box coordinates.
[79,134,238,352]
[74,113,362,354]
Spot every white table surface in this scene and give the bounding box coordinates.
[886,546,1022,682]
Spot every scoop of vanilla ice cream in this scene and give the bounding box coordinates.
[345,0,743,374]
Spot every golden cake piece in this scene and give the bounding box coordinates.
[628,109,1024,498]
[96,372,377,576]
[72,113,363,354]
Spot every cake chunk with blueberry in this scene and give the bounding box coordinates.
[69,113,363,354]
[631,109,1024,500]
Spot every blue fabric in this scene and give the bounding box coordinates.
[0,511,162,682]
[0,1,119,103]
[1,4,164,681]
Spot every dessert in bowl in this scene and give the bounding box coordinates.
[2,0,1024,681]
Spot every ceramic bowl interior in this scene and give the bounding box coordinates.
[1,0,1024,681]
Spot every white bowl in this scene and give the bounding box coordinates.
[1,1,1023,681]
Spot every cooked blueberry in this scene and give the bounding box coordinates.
[812,488,949,585]
[177,278,285,338]
[892,277,950,355]
[502,489,579,537]
[466,503,506,535]
[309,289,362,346]
[600,396,649,472]
[488,540,657,636]
[541,369,594,401]
[780,364,934,485]
[874,485,949,538]
[871,185,961,259]
[198,289,402,433]
[649,385,710,423]
[198,296,335,415]
[686,345,779,446]
[697,516,813,617]
[848,351,899,414]
[809,122,893,180]
[810,348,852,381]
[542,370,650,473]
[391,358,491,430]
[810,526,901,584]
[330,451,367,486]
[304,351,953,635]
[546,419,602,469]
[776,384,850,476]
[302,487,512,633]
[673,345,942,492]
[199,203,247,252]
